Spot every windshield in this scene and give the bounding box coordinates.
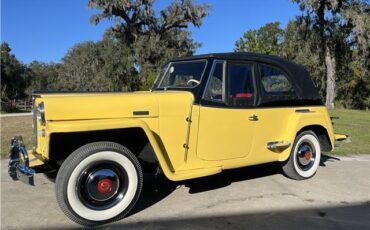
[156,60,207,89]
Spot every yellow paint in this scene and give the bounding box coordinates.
[334,133,348,141]
[28,150,45,167]
[32,91,336,181]
[197,106,256,161]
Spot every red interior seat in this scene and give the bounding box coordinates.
[235,93,253,98]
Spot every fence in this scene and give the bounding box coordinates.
[1,100,32,112]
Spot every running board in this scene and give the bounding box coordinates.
[171,167,222,181]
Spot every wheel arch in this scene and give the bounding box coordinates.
[47,119,175,179]
[297,125,332,152]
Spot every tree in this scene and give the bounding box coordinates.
[26,61,60,94]
[234,1,369,109]
[57,37,137,91]
[88,0,210,42]
[235,22,284,55]
[88,0,210,85]
[133,29,200,84]
[341,0,370,109]
[1,42,27,102]
[292,0,369,109]
[283,16,369,109]
[282,20,327,97]
[1,0,211,101]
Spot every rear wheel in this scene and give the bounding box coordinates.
[282,131,321,180]
[56,142,143,226]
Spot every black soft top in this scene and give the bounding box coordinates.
[171,52,322,103]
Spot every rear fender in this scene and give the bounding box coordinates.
[278,110,334,162]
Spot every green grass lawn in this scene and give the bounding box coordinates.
[0,109,369,158]
[1,115,33,159]
[329,109,370,155]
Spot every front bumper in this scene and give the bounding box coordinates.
[8,136,36,186]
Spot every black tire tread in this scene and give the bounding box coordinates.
[55,141,143,226]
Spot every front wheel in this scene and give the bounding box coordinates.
[282,131,321,180]
[56,142,143,226]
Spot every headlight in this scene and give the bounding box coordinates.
[36,102,45,125]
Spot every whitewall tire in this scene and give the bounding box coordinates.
[282,131,321,180]
[56,142,143,226]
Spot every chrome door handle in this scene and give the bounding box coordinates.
[248,115,258,121]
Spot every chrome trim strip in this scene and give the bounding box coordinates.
[295,109,314,113]
[155,63,171,89]
[267,141,291,151]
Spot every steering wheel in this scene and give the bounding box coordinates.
[187,79,200,86]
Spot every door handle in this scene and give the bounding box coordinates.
[248,115,258,121]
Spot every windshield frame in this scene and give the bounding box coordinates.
[154,59,208,90]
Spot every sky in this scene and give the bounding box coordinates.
[1,0,302,64]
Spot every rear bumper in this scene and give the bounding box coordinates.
[8,136,35,186]
[334,134,351,143]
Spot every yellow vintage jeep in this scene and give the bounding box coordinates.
[8,53,349,226]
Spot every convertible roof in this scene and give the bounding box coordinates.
[172,52,290,62]
[171,52,322,102]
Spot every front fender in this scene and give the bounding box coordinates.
[47,118,177,181]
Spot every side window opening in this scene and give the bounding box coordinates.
[204,62,225,102]
[227,63,255,107]
[260,64,295,95]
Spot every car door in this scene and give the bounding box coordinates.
[250,63,300,159]
[197,60,259,161]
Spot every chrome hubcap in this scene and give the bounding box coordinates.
[86,169,120,202]
[296,141,316,171]
[77,161,129,210]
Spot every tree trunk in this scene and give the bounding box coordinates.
[325,46,336,109]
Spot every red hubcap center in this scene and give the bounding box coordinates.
[97,178,113,194]
[304,151,312,160]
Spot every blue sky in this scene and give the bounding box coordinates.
[1,0,301,64]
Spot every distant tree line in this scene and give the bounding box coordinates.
[236,0,369,109]
[1,0,369,110]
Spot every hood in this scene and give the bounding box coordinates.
[37,91,194,121]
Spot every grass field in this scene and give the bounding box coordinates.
[329,109,370,155]
[1,115,33,159]
[0,109,369,158]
